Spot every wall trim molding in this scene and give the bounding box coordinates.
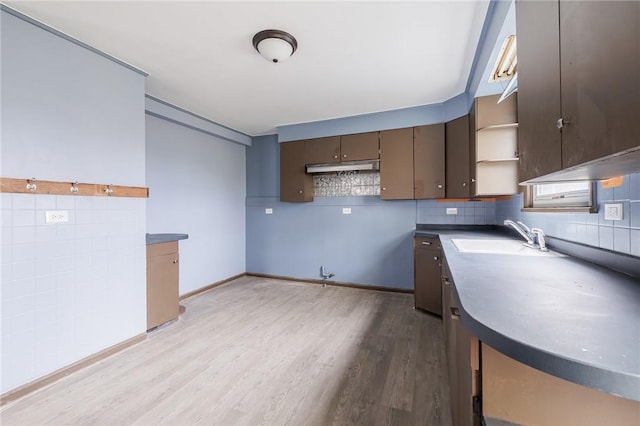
[179,273,246,301]
[246,272,414,294]
[0,177,149,198]
[0,4,148,76]
[145,96,252,146]
[0,333,146,407]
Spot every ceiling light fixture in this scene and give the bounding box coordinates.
[252,29,298,63]
[489,35,517,82]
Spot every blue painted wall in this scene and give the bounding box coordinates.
[245,136,496,289]
[246,137,639,290]
[246,196,417,289]
[146,114,247,295]
[246,134,279,197]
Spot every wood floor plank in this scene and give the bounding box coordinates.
[1,277,452,426]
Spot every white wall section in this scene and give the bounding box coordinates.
[1,10,147,394]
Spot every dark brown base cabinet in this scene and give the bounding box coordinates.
[442,260,481,426]
[413,236,442,315]
[146,241,179,330]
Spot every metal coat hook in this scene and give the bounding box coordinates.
[105,184,113,196]
[26,178,37,192]
[70,182,79,193]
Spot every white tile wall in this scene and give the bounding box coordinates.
[495,173,640,256]
[0,194,146,393]
[416,199,496,225]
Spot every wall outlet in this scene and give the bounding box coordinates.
[342,207,352,215]
[45,210,69,223]
[265,208,273,215]
[604,203,623,220]
[446,208,458,215]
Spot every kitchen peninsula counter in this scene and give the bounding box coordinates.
[414,226,640,401]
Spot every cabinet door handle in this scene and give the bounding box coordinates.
[333,155,338,159]
[437,184,443,189]
[451,307,460,318]
[556,117,570,129]
[462,182,467,187]
[471,178,476,183]
[433,256,439,261]
[421,241,432,246]
[298,190,303,194]
[343,154,347,158]
[382,187,387,191]
[173,259,178,264]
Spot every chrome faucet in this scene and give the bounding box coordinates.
[531,228,548,251]
[517,221,531,236]
[504,219,535,246]
[504,219,548,251]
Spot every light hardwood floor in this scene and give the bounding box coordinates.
[1,276,452,425]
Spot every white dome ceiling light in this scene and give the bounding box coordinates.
[252,29,298,63]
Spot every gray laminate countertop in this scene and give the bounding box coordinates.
[146,233,189,245]
[414,227,640,401]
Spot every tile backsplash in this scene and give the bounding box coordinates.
[417,199,496,225]
[311,170,639,256]
[495,173,640,256]
[314,171,380,197]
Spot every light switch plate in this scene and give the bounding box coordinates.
[342,207,352,215]
[604,203,623,220]
[265,208,273,215]
[45,210,69,223]
[446,208,458,215]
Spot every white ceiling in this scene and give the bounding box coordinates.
[5,1,490,136]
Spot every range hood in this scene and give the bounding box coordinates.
[306,160,380,174]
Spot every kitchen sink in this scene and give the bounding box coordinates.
[451,239,560,256]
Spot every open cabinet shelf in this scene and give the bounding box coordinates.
[473,94,519,196]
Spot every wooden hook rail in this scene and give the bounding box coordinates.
[0,177,149,198]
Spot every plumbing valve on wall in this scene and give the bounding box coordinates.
[320,266,335,288]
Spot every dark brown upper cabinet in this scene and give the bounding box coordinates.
[280,141,313,202]
[340,131,379,161]
[517,0,640,183]
[380,128,414,200]
[469,104,477,198]
[445,115,471,199]
[305,133,378,165]
[304,136,341,164]
[414,124,445,199]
